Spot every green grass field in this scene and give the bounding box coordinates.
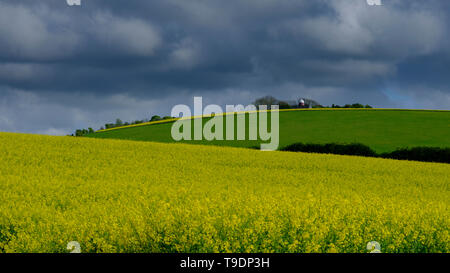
[88,109,450,153]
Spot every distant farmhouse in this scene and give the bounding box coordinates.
[294,98,321,109]
[281,98,321,109]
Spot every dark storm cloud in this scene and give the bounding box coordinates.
[0,0,449,134]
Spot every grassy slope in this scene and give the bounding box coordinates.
[88,109,450,153]
[0,132,448,253]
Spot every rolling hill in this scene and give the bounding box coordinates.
[88,109,450,153]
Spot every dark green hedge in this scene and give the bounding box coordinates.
[380,147,450,164]
[282,143,377,157]
[281,143,449,164]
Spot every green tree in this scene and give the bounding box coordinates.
[253,96,279,109]
[278,101,291,109]
[351,103,364,108]
[151,115,162,121]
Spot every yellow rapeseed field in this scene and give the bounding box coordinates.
[0,132,448,253]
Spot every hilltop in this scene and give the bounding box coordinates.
[87,109,450,153]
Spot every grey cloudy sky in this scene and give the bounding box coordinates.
[0,0,449,135]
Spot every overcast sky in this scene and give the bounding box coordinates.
[0,0,449,135]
